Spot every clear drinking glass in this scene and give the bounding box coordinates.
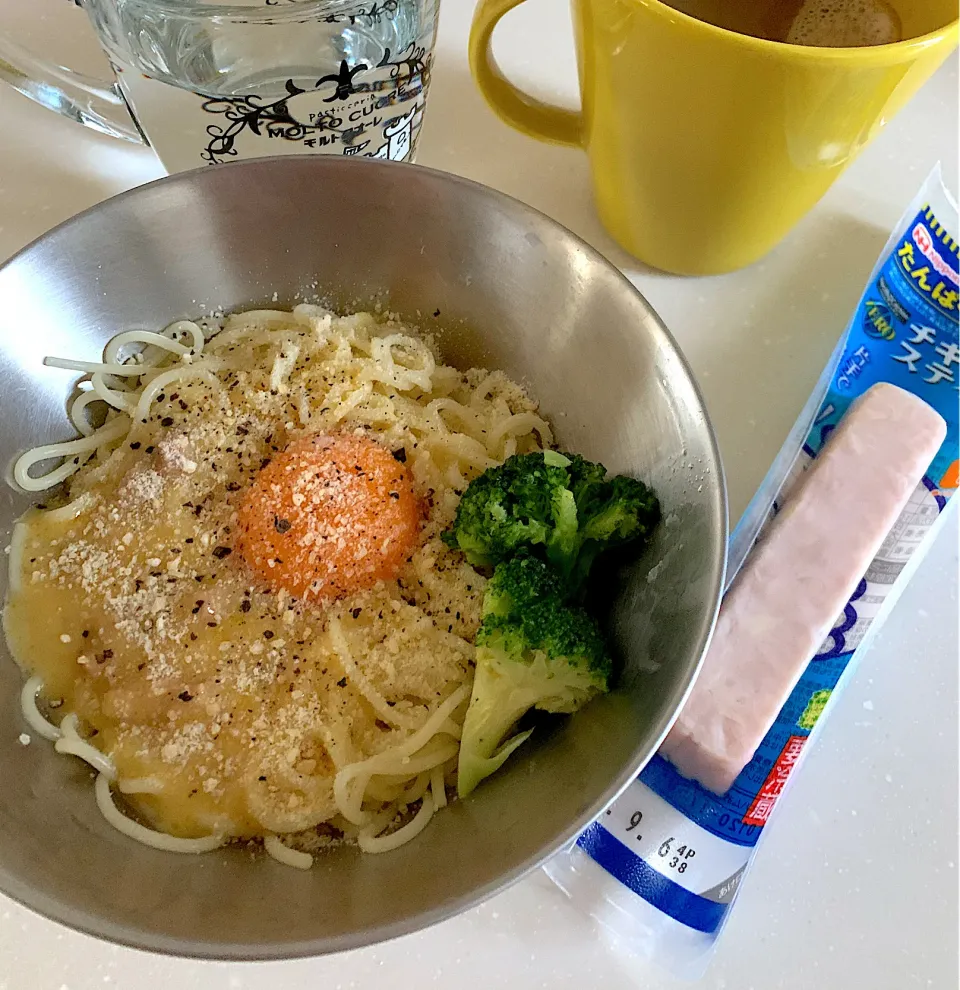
[0,0,439,173]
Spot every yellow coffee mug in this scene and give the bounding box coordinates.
[469,0,958,274]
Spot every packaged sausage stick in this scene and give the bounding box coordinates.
[543,167,959,976]
[661,383,946,796]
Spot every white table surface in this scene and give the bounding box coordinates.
[0,2,957,988]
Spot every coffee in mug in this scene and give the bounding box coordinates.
[661,0,903,47]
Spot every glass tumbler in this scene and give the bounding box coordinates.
[0,0,439,173]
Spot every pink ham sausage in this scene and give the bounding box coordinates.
[661,382,947,795]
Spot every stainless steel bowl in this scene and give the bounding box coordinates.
[0,157,725,959]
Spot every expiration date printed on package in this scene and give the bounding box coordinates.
[599,778,752,896]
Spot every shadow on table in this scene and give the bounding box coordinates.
[690,209,891,516]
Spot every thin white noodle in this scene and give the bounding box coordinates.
[269,344,300,392]
[18,455,89,493]
[490,411,553,448]
[94,774,225,853]
[334,737,459,827]
[387,394,430,428]
[426,431,496,467]
[384,686,468,761]
[57,713,81,738]
[329,382,373,424]
[7,521,27,595]
[335,682,467,814]
[468,372,504,406]
[103,328,199,365]
[366,738,460,779]
[431,766,447,809]
[68,388,101,435]
[43,357,154,377]
[369,334,435,392]
[118,777,164,795]
[438,718,462,740]
[358,793,435,854]
[19,676,61,741]
[327,619,422,729]
[356,805,401,837]
[40,492,98,524]
[335,768,383,828]
[131,363,220,424]
[400,771,431,803]
[161,320,206,352]
[264,833,313,870]
[89,373,137,414]
[425,401,489,446]
[55,713,117,779]
[345,392,398,427]
[12,416,129,492]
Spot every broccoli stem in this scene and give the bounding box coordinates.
[457,728,534,799]
[457,655,545,798]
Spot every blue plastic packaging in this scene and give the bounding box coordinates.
[544,167,959,978]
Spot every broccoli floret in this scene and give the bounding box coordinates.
[441,450,577,568]
[566,472,661,592]
[565,453,608,505]
[457,554,611,798]
[444,450,659,595]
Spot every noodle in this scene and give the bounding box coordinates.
[269,344,301,392]
[19,676,60,742]
[332,684,468,825]
[118,777,165,795]
[327,619,425,730]
[7,522,28,596]
[369,334,435,392]
[6,307,552,865]
[38,492,98,524]
[264,833,314,870]
[102,328,199,365]
[13,416,129,491]
[430,766,447,809]
[43,358,156,377]
[54,714,117,779]
[129,363,221,426]
[94,774,224,854]
[358,793,435,854]
[335,737,459,827]
[70,387,110,434]
[490,412,553,450]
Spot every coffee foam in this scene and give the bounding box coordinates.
[786,0,903,48]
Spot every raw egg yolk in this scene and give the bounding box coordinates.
[236,434,421,601]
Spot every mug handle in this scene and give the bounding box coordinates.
[0,28,145,144]
[469,0,582,147]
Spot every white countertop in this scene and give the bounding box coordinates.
[0,2,957,988]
